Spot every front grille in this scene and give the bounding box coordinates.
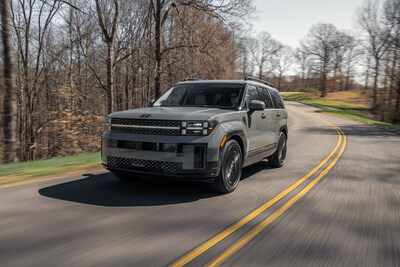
[111,119,181,135]
[111,126,180,135]
[107,156,178,174]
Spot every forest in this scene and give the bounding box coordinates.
[1,0,399,163]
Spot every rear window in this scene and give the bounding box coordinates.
[257,86,273,109]
[269,89,285,109]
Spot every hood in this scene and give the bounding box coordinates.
[108,106,237,121]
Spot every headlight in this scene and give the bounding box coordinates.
[105,117,111,131]
[181,121,218,136]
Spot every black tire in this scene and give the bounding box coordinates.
[112,171,138,181]
[210,140,243,193]
[268,132,287,168]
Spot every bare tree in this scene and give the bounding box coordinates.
[250,31,282,79]
[300,23,341,97]
[237,37,253,76]
[271,45,294,90]
[1,0,17,163]
[10,0,62,160]
[329,31,360,91]
[382,0,400,120]
[295,48,310,89]
[357,0,392,106]
[149,0,254,98]
[342,34,362,90]
[94,0,120,114]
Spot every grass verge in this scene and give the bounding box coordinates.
[283,93,400,132]
[0,152,101,186]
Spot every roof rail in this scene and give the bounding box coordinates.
[244,77,276,88]
[183,78,201,81]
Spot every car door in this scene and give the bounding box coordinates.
[244,85,265,154]
[256,86,277,150]
[268,88,287,144]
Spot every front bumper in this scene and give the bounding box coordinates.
[103,162,219,181]
[101,131,224,180]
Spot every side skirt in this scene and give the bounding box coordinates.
[243,143,277,167]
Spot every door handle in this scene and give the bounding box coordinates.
[261,114,266,119]
[276,113,280,117]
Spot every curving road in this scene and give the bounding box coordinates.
[1,101,400,266]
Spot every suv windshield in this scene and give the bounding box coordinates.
[153,83,244,109]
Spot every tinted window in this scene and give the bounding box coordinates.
[269,89,285,109]
[257,86,273,109]
[245,85,259,108]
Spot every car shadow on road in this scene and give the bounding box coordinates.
[38,165,267,207]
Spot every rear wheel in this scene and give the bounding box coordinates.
[210,140,243,193]
[268,132,287,168]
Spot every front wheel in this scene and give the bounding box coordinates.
[210,140,243,193]
[268,132,287,168]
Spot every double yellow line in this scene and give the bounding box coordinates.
[171,116,347,267]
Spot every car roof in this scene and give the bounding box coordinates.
[177,79,245,85]
[176,79,280,92]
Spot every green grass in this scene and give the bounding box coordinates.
[286,88,319,92]
[283,93,400,132]
[0,152,101,185]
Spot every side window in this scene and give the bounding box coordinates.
[245,85,259,108]
[269,89,285,109]
[257,86,273,109]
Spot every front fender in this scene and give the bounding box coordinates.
[219,120,248,158]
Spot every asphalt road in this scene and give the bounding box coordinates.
[1,101,400,266]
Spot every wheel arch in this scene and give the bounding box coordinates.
[280,126,288,139]
[225,130,247,159]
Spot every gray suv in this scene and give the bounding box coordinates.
[101,77,288,193]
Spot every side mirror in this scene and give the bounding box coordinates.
[146,100,155,107]
[248,100,265,111]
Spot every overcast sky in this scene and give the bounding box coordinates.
[251,0,367,48]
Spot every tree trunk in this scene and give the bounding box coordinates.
[388,50,397,106]
[345,63,352,91]
[125,63,130,110]
[321,60,328,97]
[95,0,120,114]
[396,76,400,112]
[154,0,162,98]
[373,59,379,107]
[1,0,17,163]
[321,71,327,97]
[278,73,282,89]
[365,57,370,90]
[242,50,247,75]
[107,43,114,113]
